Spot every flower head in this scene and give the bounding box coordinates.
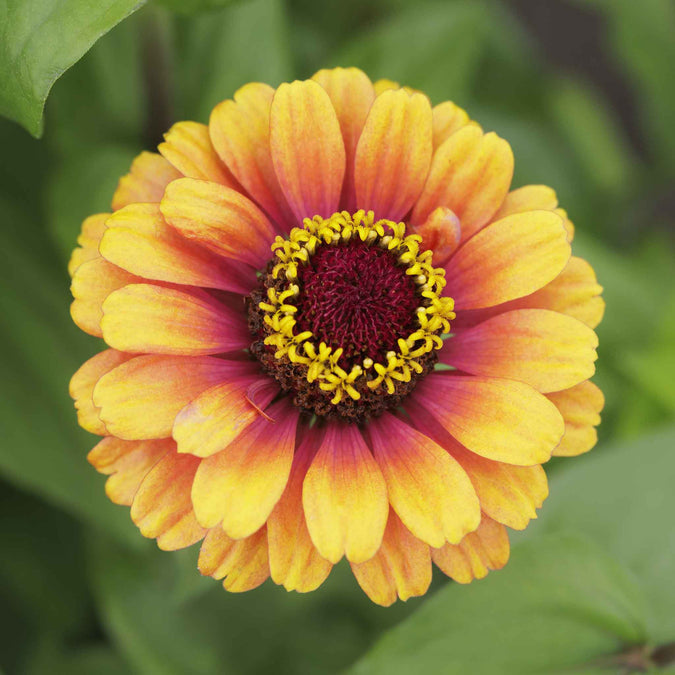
[69,68,604,606]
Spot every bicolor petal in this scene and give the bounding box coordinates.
[130,450,206,551]
[100,203,255,293]
[354,89,432,221]
[191,399,299,538]
[88,437,172,506]
[159,121,238,186]
[160,177,277,269]
[412,126,513,240]
[444,211,571,310]
[112,152,181,211]
[267,425,333,593]
[101,284,249,355]
[368,413,480,547]
[270,79,346,222]
[303,423,388,564]
[412,374,565,465]
[442,309,598,393]
[93,355,249,439]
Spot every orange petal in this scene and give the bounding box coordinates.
[68,213,109,277]
[405,398,550,530]
[432,100,473,149]
[373,79,401,94]
[93,355,250,440]
[442,309,598,393]
[312,67,376,211]
[130,450,206,551]
[369,414,480,547]
[444,211,571,310]
[191,399,299,538]
[354,89,432,221]
[210,82,295,229]
[303,423,388,564]
[413,206,461,265]
[173,376,278,458]
[413,374,564,465]
[160,177,276,269]
[101,283,249,356]
[511,256,605,329]
[267,426,333,592]
[100,203,254,293]
[158,121,238,186]
[432,515,510,583]
[493,184,574,242]
[111,152,181,211]
[411,126,513,240]
[71,258,141,337]
[198,526,270,592]
[270,80,346,222]
[493,184,558,218]
[351,509,431,607]
[70,349,135,435]
[548,380,604,457]
[88,437,172,506]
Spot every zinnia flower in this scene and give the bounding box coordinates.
[69,68,604,606]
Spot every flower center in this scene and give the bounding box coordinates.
[247,211,454,422]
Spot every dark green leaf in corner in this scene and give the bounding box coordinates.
[0,0,146,137]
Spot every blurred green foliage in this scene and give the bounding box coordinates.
[0,0,674,673]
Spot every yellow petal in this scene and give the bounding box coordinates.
[70,349,135,435]
[312,67,375,211]
[432,515,510,583]
[93,355,251,440]
[548,380,604,457]
[351,510,431,607]
[100,202,254,293]
[198,527,270,592]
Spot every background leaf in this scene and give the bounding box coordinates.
[0,0,146,136]
[349,533,648,675]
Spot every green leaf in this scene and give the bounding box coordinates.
[349,533,647,675]
[531,426,675,643]
[0,0,146,137]
[332,0,489,105]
